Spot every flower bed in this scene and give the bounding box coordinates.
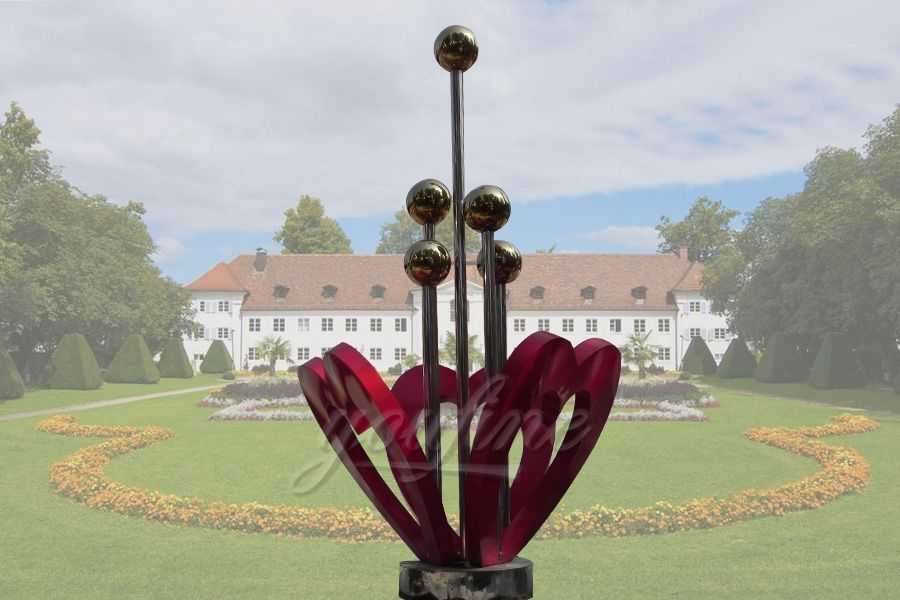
[37,413,878,543]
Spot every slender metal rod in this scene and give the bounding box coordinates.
[496,282,510,545]
[422,223,441,492]
[449,68,471,560]
[481,231,498,379]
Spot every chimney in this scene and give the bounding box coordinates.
[254,248,268,272]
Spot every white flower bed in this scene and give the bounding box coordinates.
[207,396,313,421]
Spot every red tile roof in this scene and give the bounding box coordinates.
[185,252,702,312]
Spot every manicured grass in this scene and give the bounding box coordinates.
[1,384,898,598]
[0,374,223,417]
[701,376,900,414]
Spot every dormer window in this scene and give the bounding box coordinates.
[581,286,596,301]
[529,286,545,300]
[370,284,386,300]
[631,286,647,305]
[273,285,289,299]
[322,285,338,299]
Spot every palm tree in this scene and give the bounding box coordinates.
[255,336,292,372]
[621,331,658,379]
[440,332,485,371]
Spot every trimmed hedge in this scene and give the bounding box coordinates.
[717,338,757,379]
[158,337,193,378]
[200,340,234,374]
[105,334,161,384]
[681,337,717,375]
[754,333,808,383]
[893,371,900,395]
[47,333,103,390]
[0,345,26,400]
[809,333,866,390]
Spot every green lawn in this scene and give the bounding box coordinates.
[0,374,223,417]
[1,383,898,598]
[700,376,900,414]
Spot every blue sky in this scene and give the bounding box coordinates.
[2,2,897,284]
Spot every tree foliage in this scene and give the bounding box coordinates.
[657,196,738,262]
[158,337,193,379]
[375,209,480,255]
[274,195,352,254]
[105,334,160,384]
[47,333,102,390]
[0,103,193,382]
[0,344,25,400]
[255,336,292,371]
[620,331,658,379]
[439,332,485,371]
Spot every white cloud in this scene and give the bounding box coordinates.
[152,236,185,266]
[581,226,660,252]
[2,1,899,240]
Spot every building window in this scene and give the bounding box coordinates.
[562,318,574,333]
[196,325,205,339]
[658,319,670,333]
[322,318,333,332]
[715,353,723,361]
[513,318,526,333]
[273,318,285,332]
[298,318,310,332]
[198,300,206,313]
[345,318,357,332]
[394,347,407,361]
[370,347,382,361]
[690,328,702,339]
[218,300,230,313]
[658,347,671,361]
[298,347,310,361]
[217,327,230,340]
[247,348,257,360]
[193,353,204,362]
[249,318,261,333]
[586,318,598,333]
[321,347,331,356]
[714,328,728,340]
[537,318,550,332]
[609,319,622,333]
[689,301,701,313]
[634,319,646,334]
[370,318,382,332]
[395,318,407,332]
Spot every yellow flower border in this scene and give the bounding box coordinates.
[36,413,878,542]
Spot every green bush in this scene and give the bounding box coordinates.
[200,340,234,374]
[222,371,235,381]
[808,333,866,389]
[893,371,900,395]
[105,334,161,384]
[47,333,103,390]
[0,345,26,400]
[754,333,808,383]
[716,338,757,378]
[158,337,193,378]
[680,337,717,375]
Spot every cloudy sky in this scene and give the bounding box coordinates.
[2,1,899,283]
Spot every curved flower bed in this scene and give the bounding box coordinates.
[37,413,878,542]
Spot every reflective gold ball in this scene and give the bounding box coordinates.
[404,240,452,287]
[463,185,511,232]
[434,25,479,72]
[477,240,522,284]
[406,179,451,226]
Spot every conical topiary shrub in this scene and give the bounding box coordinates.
[808,333,866,389]
[158,337,194,378]
[200,340,234,374]
[0,345,26,400]
[105,334,161,384]
[754,333,808,383]
[893,371,900,395]
[47,333,103,390]
[717,338,757,378]
[681,337,717,375]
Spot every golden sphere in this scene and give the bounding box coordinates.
[404,240,452,287]
[463,185,511,232]
[406,179,451,225]
[477,240,522,284]
[434,25,479,72]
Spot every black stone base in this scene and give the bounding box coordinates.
[399,557,533,600]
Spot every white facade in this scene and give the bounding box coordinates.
[185,285,731,373]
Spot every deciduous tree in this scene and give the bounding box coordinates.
[275,195,352,254]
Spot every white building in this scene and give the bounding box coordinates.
[184,249,731,372]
